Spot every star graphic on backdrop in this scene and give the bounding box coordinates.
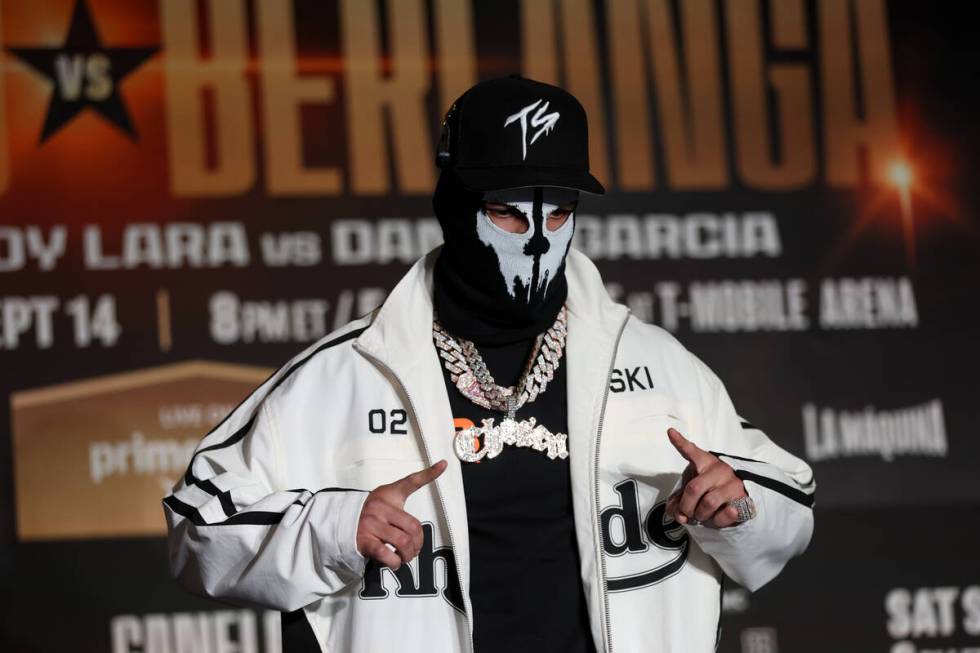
[6,0,158,143]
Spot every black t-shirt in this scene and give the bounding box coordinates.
[438,337,597,653]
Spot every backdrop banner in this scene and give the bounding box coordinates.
[1,1,978,651]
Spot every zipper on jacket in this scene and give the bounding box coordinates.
[592,315,630,653]
[353,343,475,653]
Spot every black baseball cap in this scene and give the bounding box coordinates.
[436,75,605,195]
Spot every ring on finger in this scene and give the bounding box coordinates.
[727,496,757,523]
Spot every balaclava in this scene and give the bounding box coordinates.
[431,76,604,345]
[433,170,578,345]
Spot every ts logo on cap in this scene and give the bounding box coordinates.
[504,99,560,160]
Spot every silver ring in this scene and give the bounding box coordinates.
[728,496,757,523]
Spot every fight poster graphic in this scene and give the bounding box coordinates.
[1,1,978,651]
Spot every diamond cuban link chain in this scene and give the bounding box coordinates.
[433,307,569,462]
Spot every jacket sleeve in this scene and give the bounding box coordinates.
[683,354,816,592]
[162,378,369,612]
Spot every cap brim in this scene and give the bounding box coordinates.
[454,166,606,195]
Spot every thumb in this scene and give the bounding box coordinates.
[390,459,447,502]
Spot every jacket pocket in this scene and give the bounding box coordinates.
[334,437,427,489]
[600,394,696,495]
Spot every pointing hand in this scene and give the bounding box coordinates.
[356,460,447,569]
[665,428,747,529]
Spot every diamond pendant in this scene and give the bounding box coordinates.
[453,416,569,462]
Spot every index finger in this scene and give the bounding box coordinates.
[667,428,711,469]
[391,459,447,500]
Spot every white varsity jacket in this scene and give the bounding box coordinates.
[164,247,815,653]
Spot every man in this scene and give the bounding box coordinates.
[164,76,815,653]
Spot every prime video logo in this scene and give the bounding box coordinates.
[89,431,197,485]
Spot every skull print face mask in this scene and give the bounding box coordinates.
[475,187,578,303]
[432,169,580,345]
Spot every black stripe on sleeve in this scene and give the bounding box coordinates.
[196,479,223,496]
[216,491,236,518]
[163,495,259,526]
[165,486,363,527]
[185,415,257,485]
[734,469,816,509]
[262,327,367,397]
[192,479,236,517]
[289,487,359,496]
[709,450,762,464]
[711,451,816,490]
[287,487,362,509]
[222,511,287,526]
[170,325,369,527]
[183,326,367,486]
[163,494,199,521]
[164,494,289,526]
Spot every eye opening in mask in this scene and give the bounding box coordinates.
[480,200,578,234]
[545,202,577,231]
[481,201,530,234]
